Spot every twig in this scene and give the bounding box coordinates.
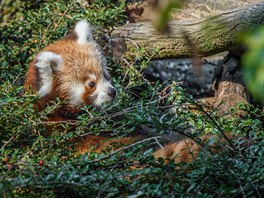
[38,1,76,50]
[36,129,43,148]
[85,86,174,127]
[42,119,77,125]
[21,137,41,159]
[52,1,76,31]
[11,74,21,85]
[1,135,16,151]
[186,96,237,151]
[231,170,264,198]
[79,132,93,137]
[89,136,161,163]
[174,128,214,155]
[155,137,165,149]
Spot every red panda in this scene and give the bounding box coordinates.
[25,20,116,116]
[25,20,229,163]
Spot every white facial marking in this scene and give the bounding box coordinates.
[35,51,63,96]
[88,74,97,82]
[69,83,85,106]
[92,78,115,106]
[74,20,94,44]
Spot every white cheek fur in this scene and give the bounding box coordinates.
[91,78,115,106]
[68,83,85,106]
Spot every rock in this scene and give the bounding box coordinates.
[144,53,227,98]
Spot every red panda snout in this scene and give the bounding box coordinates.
[89,78,116,107]
[107,87,117,99]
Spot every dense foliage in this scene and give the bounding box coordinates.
[1,0,263,197]
[242,27,264,103]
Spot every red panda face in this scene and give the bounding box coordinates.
[25,20,116,111]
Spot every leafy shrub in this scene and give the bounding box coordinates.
[242,26,264,103]
[1,1,263,197]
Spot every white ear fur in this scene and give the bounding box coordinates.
[74,20,94,44]
[35,51,63,96]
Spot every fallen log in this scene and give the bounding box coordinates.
[110,3,264,60]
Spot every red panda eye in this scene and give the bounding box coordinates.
[88,82,96,88]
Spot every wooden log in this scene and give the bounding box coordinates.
[110,3,264,60]
[213,53,250,115]
[125,0,262,22]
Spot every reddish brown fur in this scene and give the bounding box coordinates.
[24,60,39,91]
[25,34,103,112]
[82,85,97,104]
[76,135,136,154]
[154,138,201,163]
[76,134,232,163]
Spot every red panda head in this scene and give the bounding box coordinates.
[25,20,116,111]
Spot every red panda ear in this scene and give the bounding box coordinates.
[35,51,63,96]
[74,20,95,44]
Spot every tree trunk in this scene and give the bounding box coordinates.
[212,53,250,115]
[110,2,264,60]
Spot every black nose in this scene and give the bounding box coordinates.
[108,87,117,99]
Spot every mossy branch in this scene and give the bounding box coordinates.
[110,3,264,59]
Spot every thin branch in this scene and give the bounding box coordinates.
[186,96,237,151]
[1,135,16,151]
[89,136,161,163]
[42,119,77,125]
[52,1,76,31]
[174,128,214,155]
[155,137,165,149]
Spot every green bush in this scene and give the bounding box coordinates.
[1,1,263,197]
[242,26,264,103]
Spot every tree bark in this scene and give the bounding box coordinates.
[110,2,264,60]
[212,53,250,115]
